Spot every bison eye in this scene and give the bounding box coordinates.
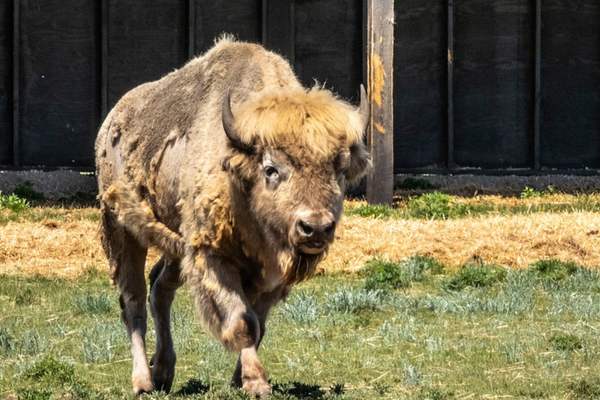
[264,166,279,180]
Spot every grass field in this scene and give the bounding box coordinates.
[1,189,600,399]
[3,259,600,399]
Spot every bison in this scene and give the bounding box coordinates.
[95,36,370,397]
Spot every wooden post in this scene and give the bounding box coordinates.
[365,0,394,204]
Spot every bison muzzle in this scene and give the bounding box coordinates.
[95,36,370,397]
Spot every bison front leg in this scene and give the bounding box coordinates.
[231,288,287,389]
[185,253,271,398]
[148,256,183,392]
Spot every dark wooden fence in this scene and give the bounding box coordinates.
[0,1,598,198]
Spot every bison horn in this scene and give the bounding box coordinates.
[222,91,254,153]
[358,84,370,133]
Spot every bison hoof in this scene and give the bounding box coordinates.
[150,354,176,393]
[132,375,154,396]
[243,378,272,398]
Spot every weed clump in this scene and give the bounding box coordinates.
[443,263,507,291]
[530,259,580,282]
[325,287,385,314]
[0,192,29,212]
[19,356,101,399]
[363,259,410,291]
[520,185,556,199]
[363,256,443,291]
[73,293,113,314]
[549,333,583,352]
[280,292,319,324]
[25,356,76,383]
[407,192,452,219]
[81,322,123,363]
[408,255,445,275]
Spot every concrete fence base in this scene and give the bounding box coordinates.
[394,174,600,196]
[1,170,599,201]
[0,170,97,201]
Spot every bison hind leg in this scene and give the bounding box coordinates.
[149,256,183,393]
[101,207,153,395]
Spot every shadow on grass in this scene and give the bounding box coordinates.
[173,378,210,396]
[272,381,326,399]
[172,379,326,399]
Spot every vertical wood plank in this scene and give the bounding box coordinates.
[293,0,362,100]
[453,0,534,169]
[20,0,99,167]
[106,1,186,109]
[194,1,261,54]
[100,0,108,119]
[533,0,541,170]
[447,0,454,168]
[541,1,600,168]
[263,0,294,64]
[0,1,11,165]
[262,0,268,44]
[12,0,19,166]
[187,0,195,58]
[393,0,447,170]
[365,0,394,204]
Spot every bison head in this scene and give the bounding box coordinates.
[221,86,370,257]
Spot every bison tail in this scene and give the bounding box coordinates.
[101,183,185,258]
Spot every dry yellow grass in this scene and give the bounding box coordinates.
[1,205,599,278]
[324,211,600,273]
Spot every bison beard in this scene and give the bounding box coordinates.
[95,35,370,397]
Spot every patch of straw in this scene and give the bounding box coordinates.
[1,208,599,278]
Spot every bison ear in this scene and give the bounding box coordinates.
[222,91,255,154]
[344,84,372,186]
[346,141,371,186]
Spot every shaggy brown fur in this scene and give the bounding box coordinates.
[95,36,370,396]
[235,87,365,159]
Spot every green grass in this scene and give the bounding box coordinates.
[344,203,401,219]
[530,259,581,283]
[520,185,556,199]
[442,262,507,291]
[0,192,30,213]
[0,204,100,225]
[2,191,599,225]
[2,259,600,399]
[346,192,600,220]
[362,256,444,291]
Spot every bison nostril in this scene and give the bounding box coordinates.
[323,221,335,235]
[297,220,314,237]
